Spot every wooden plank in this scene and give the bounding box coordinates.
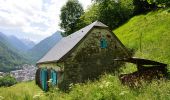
[114,57,167,66]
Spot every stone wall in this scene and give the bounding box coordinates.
[59,27,128,91]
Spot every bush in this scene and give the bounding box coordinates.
[0,74,17,87]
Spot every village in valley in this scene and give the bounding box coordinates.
[0,64,37,82]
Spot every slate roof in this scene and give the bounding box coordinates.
[37,21,108,64]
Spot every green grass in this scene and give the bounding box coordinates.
[0,8,170,100]
[114,8,170,65]
[0,81,42,100]
[1,75,170,100]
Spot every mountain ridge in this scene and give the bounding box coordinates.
[0,31,62,72]
[29,31,62,63]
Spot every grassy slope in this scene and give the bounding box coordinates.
[0,9,170,100]
[1,76,170,100]
[0,81,41,100]
[114,8,170,66]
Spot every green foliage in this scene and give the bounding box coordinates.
[1,75,170,100]
[0,41,28,72]
[0,75,17,87]
[133,0,157,14]
[147,0,170,7]
[133,0,169,15]
[60,0,84,36]
[79,0,134,30]
[79,4,100,26]
[0,81,42,100]
[0,33,31,72]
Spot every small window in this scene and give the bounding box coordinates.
[100,38,107,48]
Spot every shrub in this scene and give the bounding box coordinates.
[0,74,17,87]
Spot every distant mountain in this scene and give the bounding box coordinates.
[29,31,62,63]
[0,32,33,52]
[0,31,62,71]
[0,32,14,50]
[21,38,36,49]
[8,36,29,51]
[0,32,28,72]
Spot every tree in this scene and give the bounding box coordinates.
[93,0,134,29]
[133,0,169,15]
[79,4,100,26]
[60,0,84,36]
[133,0,157,14]
[147,0,170,7]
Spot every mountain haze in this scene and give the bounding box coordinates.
[0,31,62,71]
[29,31,62,63]
[8,36,29,51]
[21,38,36,49]
[0,32,28,72]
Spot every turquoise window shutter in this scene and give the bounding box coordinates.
[50,70,57,86]
[104,39,107,48]
[52,71,57,85]
[100,38,107,48]
[41,69,48,91]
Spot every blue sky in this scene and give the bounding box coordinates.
[0,0,92,43]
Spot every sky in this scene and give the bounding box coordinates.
[0,0,92,43]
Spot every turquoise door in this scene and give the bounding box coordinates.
[40,69,48,91]
[51,70,57,86]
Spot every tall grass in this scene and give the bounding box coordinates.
[0,81,42,100]
[1,75,170,100]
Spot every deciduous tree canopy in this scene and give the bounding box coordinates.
[60,0,84,36]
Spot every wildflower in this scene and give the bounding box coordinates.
[38,92,45,96]
[48,79,52,83]
[69,83,73,89]
[105,82,111,87]
[119,91,128,96]
[99,84,104,89]
[55,87,59,91]
[108,74,113,78]
[33,94,40,99]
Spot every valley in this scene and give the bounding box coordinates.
[0,31,62,72]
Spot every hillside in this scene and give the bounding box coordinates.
[0,81,42,100]
[0,41,28,72]
[0,33,28,72]
[0,31,62,72]
[8,36,29,51]
[114,9,170,66]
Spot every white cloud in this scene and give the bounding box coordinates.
[79,0,92,10]
[0,0,92,42]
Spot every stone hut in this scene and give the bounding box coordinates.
[36,21,130,91]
